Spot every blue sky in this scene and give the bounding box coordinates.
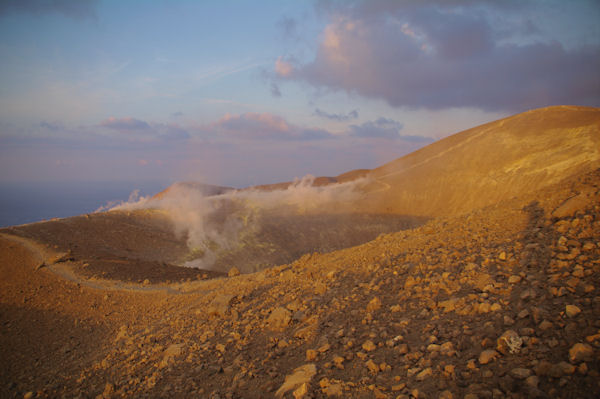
[1,0,599,188]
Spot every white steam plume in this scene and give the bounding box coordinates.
[104,175,369,270]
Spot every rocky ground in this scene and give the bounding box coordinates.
[1,168,599,398]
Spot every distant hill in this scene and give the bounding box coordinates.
[358,105,600,216]
[155,106,599,219]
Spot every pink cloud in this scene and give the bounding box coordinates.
[211,112,332,141]
[278,4,600,112]
[274,57,294,77]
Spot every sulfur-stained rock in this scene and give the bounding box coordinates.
[497,330,522,355]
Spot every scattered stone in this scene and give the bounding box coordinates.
[397,343,408,355]
[275,364,317,398]
[366,297,382,312]
[366,359,379,374]
[227,267,240,277]
[314,281,327,295]
[552,194,589,218]
[267,307,292,331]
[538,320,553,331]
[497,330,522,355]
[306,349,317,361]
[525,375,539,389]
[206,294,234,318]
[565,304,581,318]
[102,383,114,397]
[160,343,183,368]
[293,382,308,399]
[508,275,521,284]
[318,343,330,353]
[427,343,440,352]
[332,355,344,369]
[362,340,376,352]
[479,349,499,365]
[439,390,454,399]
[416,367,432,381]
[392,383,406,391]
[510,368,532,379]
[547,362,576,378]
[569,343,594,363]
[323,383,343,397]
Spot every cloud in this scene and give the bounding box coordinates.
[349,117,404,139]
[270,82,282,97]
[277,16,298,40]
[275,57,295,77]
[314,108,358,121]
[279,2,600,112]
[100,117,151,131]
[211,112,334,141]
[0,0,99,20]
[39,121,62,131]
[171,111,184,118]
[158,124,190,141]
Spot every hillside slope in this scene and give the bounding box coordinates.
[362,106,600,216]
[0,106,599,398]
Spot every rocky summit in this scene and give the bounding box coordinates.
[0,106,599,398]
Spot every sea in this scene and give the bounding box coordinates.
[0,181,167,228]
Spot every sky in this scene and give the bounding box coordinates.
[0,0,599,189]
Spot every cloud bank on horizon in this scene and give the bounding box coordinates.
[0,0,598,188]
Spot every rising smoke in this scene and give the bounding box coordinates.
[106,175,370,271]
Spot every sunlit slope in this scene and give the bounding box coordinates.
[362,105,600,216]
